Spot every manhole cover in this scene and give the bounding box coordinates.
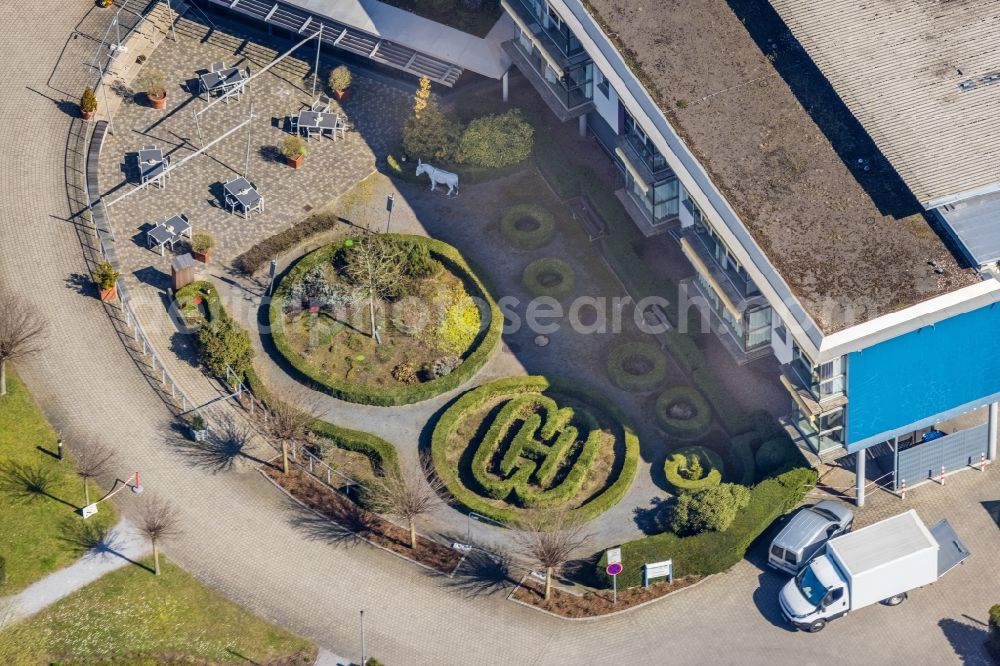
[534,335,550,347]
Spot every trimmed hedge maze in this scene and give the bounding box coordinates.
[432,376,639,524]
[664,446,724,492]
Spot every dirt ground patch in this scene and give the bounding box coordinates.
[511,575,700,618]
[265,465,462,575]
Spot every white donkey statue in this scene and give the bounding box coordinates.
[415,159,459,196]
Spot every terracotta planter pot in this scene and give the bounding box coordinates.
[148,92,167,110]
[81,108,96,121]
[286,153,304,169]
[99,286,117,302]
[193,248,212,263]
[333,88,352,102]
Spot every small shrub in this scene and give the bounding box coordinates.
[989,604,1000,662]
[391,362,418,384]
[94,260,120,290]
[655,386,712,440]
[669,483,751,536]
[455,109,534,168]
[403,78,459,161]
[197,317,254,378]
[137,67,166,98]
[499,203,556,250]
[435,288,481,355]
[664,446,724,492]
[423,355,460,380]
[234,213,340,275]
[282,135,308,159]
[398,238,441,278]
[756,437,795,476]
[521,258,575,300]
[328,64,352,92]
[606,341,668,392]
[191,232,215,253]
[80,87,98,113]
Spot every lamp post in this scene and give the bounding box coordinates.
[360,609,366,666]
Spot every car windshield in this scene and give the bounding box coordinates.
[794,565,828,607]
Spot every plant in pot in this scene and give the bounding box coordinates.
[80,87,98,120]
[282,135,308,169]
[94,260,120,302]
[138,68,167,110]
[98,0,113,7]
[191,232,215,263]
[328,65,352,102]
[190,414,209,442]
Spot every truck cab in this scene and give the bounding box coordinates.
[779,555,850,632]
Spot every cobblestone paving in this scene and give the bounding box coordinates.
[2,2,998,665]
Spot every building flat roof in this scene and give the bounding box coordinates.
[580,0,979,333]
[768,0,1000,208]
[936,190,1000,268]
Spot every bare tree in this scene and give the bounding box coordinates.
[364,460,443,549]
[0,289,48,396]
[343,231,405,342]
[515,510,589,601]
[264,392,323,475]
[137,495,182,576]
[74,440,116,506]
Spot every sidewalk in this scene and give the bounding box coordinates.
[0,519,148,625]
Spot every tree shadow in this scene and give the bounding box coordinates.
[443,546,518,598]
[283,494,378,546]
[632,496,672,535]
[59,517,153,571]
[169,415,269,473]
[65,271,97,297]
[938,617,993,665]
[0,461,77,509]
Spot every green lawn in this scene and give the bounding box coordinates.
[0,558,316,665]
[0,370,118,594]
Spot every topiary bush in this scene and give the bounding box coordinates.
[755,437,797,476]
[606,341,668,392]
[456,108,534,168]
[729,432,758,486]
[521,258,575,300]
[499,203,556,250]
[664,446,724,492]
[669,483,751,535]
[596,467,818,587]
[431,376,639,524]
[198,316,254,379]
[655,386,712,440]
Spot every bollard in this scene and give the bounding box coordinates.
[900,479,906,500]
[57,438,64,461]
[981,452,987,471]
[940,465,946,485]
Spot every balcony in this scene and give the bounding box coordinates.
[502,0,590,66]
[617,132,674,185]
[681,277,773,365]
[677,226,759,312]
[778,363,847,419]
[502,40,593,121]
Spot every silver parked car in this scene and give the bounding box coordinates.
[768,500,854,574]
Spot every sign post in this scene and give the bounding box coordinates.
[606,547,623,605]
[385,194,395,233]
[643,559,673,588]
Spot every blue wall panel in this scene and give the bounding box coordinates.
[846,302,1000,449]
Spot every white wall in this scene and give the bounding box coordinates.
[771,314,794,365]
[592,68,619,134]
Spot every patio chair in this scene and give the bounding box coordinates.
[142,144,157,152]
[210,60,225,72]
[311,94,331,113]
[288,115,298,134]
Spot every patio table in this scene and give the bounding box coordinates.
[199,67,244,97]
[297,110,340,140]
[223,176,264,218]
[138,147,167,189]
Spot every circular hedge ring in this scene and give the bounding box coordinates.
[500,203,556,250]
[664,445,724,492]
[521,258,575,300]
[655,386,712,440]
[430,376,639,525]
[606,341,668,392]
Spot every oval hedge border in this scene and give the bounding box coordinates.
[431,376,639,525]
[269,234,503,406]
[606,341,668,393]
[499,203,556,250]
[664,445,724,493]
[655,386,712,440]
[521,257,575,300]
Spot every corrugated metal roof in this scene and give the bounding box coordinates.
[768,0,1000,206]
[828,510,936,576]
[937,190,1000,267]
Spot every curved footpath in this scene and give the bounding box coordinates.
[0,2,996,664]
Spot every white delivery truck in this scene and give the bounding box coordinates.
[778,509,969,632]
